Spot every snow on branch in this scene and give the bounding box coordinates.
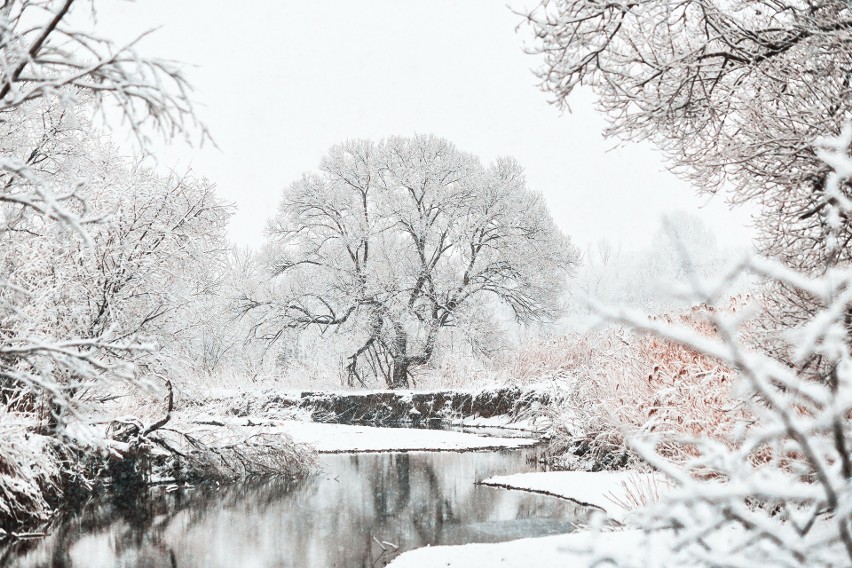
[581,126,852,567]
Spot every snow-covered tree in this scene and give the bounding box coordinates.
[521,7,852,560]
[523,1,852,318]
[1,0,199,224]
[0,0,215,529]
[245,135,579,388]
[575,130,852,568]
[0,0,202,425]
[4,135,231,419]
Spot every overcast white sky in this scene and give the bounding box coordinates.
[97,0,754,252]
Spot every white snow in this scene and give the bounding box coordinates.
[479,471,668,523]
[388,517,837,568]
[278,420,538,453]
[386,529,671,568]
[452,415,547,432]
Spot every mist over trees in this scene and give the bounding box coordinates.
[240,136,579,389]
[570,212,750,320]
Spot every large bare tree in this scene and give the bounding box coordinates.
[246,135,578,388]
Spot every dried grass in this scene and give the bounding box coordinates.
[605,472,672,512]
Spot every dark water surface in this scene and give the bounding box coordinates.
[2,448,587,567]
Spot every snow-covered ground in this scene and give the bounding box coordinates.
[386,528,672,567]
[278,420,538,453]
[479,470,668,523]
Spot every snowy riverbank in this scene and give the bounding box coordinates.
[279,420,538,453]
[479,470,668,523]
[387,529,659,568]
[388,469,670,566]
[196,383,559,428]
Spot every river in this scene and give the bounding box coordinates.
[2,447,589,567]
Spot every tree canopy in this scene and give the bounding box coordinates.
[246,135,578,388]
[524,0,852,274]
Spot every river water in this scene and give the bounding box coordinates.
[3,447,588,567]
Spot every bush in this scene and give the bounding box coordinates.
[504,303,746,472]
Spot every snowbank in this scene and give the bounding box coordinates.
[386,529,670,567]
[278,420,538,453]
[205,384,556,427]
[479,471,668,523]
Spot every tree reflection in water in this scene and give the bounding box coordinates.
[3,448,588,567]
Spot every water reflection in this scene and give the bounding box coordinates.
[3,449,587,567]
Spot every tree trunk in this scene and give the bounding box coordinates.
[389,359,409,389]
[386,320,411,389]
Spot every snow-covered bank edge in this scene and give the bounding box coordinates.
[198,382,561,429]
[226,380,635,474]
[389,467,847,567]
[479,471,668,523]
[452,414,548,433]
[387,511,842,568]
[277,419,538,453]
[0,410,316,539]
